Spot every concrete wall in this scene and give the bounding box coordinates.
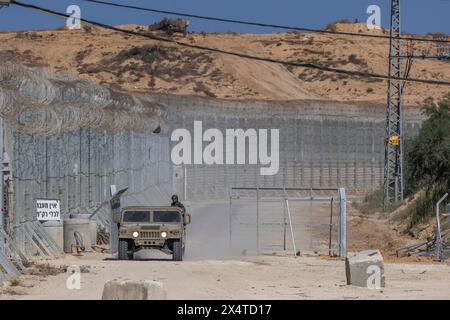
[159,96,423,199]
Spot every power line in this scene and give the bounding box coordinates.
[82,0,450,44]
[400,55,450,60]
[10,0,450,87]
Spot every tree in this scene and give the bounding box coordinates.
[404,97,450,225]
[406,98,450,192]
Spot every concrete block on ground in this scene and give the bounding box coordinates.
[42,220,64,251]
[101,279,167,300]
[345,249,385,288]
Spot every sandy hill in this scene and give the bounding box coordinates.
[0,22,449,106]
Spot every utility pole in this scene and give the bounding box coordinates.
[383,0,404,210]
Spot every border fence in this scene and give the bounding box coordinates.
[229,187,346,257]
[166,98,424,201]
[0,63,426,283]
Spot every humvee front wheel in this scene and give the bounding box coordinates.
[172,239,183,261]
[118,239,131,260]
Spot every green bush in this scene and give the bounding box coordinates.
[407,183,447,227]
[404,97,450,226]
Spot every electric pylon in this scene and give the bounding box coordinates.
[383,0,404,209]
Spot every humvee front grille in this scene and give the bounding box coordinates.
[139,231,160,239]
[141,225,160,230]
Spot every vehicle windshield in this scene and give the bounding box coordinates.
[122,211,151,222]
[153,211,181,223]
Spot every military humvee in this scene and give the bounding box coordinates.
[116,206,191,261]
[148,18,190,35]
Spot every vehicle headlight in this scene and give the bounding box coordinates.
[161,231,167,238]
[132,231,139,238]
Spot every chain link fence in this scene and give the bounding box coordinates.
[165,98,424,201]
[6,128,172,256]
[229,187,346,257]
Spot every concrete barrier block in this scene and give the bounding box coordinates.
[345,250,385,288]
[101,279,167,300]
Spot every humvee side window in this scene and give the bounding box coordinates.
[123,211,151,222]
[153,211,181,223]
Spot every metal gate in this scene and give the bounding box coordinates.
[228,187,346,257]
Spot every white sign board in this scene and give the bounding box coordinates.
[36,199,61,221]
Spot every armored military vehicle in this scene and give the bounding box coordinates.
[148,18,190,35]
[116,206,191,261]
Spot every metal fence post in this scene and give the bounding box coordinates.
[309,187,313,250]
[283,197,287,251]
[228,193,232,249]
[436,193,448,261]
[109,186,128,254]
[184,165,187,201]
[338,188,347,257]
[329,197,334,256]
[284,198,297,257]
[256,187,260,255]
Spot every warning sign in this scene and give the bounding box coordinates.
[36,199,61,221]
[389,135,399,146]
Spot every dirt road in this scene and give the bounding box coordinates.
[1,201,448,300]
[2,253,450,300]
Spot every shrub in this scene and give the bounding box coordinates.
[348,54,367,66]
[404,97,450,226]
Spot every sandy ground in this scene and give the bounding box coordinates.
[1,252,450,300]
[1,200,448,300]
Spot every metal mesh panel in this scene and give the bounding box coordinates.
[8,128,172,254]
[229,188,342,256]
[166,103,421,201]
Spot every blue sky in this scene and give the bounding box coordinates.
[0,0,449,35]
